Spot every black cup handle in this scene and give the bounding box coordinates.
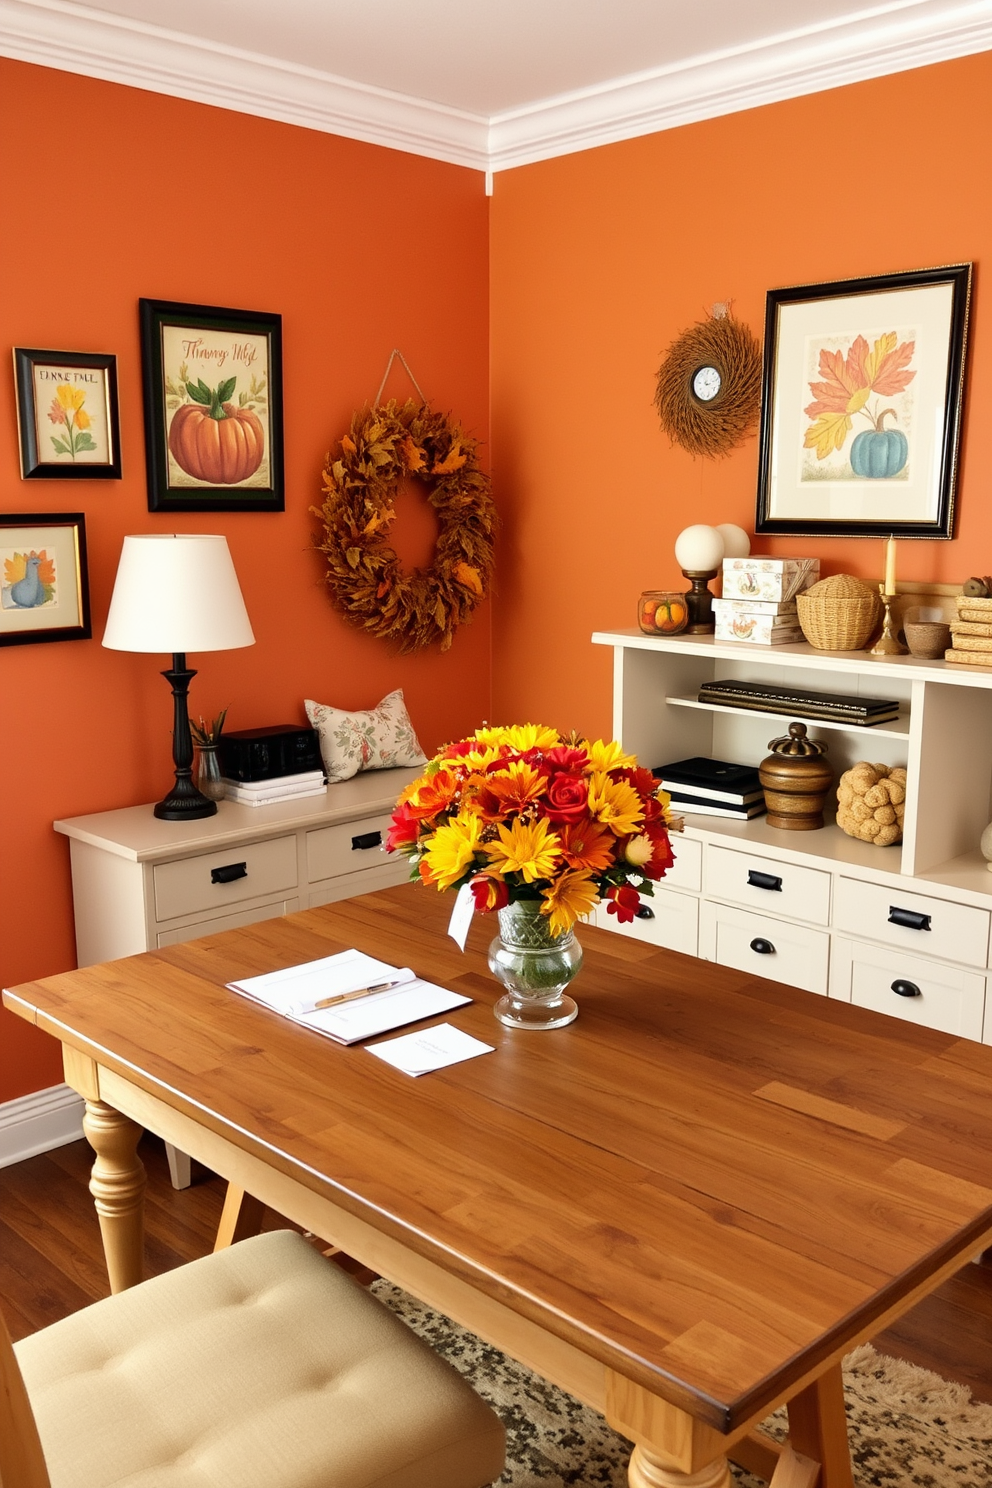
[888,907,931,932]
[892,979,922,997]
[748,870,783,892]
[750,938,775,955]
[211,861,247,885]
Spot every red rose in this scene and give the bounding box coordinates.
[543,772,589,824]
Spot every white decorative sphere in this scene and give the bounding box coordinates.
[715,523,751,559]
[674,524,724,573]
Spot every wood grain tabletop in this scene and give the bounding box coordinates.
[6,883,992,1431]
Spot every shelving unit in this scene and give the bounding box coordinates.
[591,628,992,1043]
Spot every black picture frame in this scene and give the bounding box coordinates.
[0,512,91,646]
[755,263,971,539]
[13,349,121,480]
[139,298,284,513]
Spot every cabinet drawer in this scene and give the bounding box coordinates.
[156,896,301,947]
[153,836,297,922]
[306,815,394,882]
[830,937,986,1039]
[704,844,830,926]
[834,877,990,968]
[662,837,702,893]
[592,887,698,957]
[701,901,829,995]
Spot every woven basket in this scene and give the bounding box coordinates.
[796,574,882,651]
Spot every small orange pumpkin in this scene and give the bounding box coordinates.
[168,377,265,485]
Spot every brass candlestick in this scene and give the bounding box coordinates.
[869,588,906,656]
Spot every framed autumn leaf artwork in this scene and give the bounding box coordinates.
[0,513,91,646]
[755,264,971,539]
[13,349,121,480]
[140,298,284,512]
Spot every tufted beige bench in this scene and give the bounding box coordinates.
[4,1228,506,1488]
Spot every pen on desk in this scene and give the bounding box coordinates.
[296,979,408,1014]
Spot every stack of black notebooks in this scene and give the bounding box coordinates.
[653,757,766,820]
[697,679,899,726]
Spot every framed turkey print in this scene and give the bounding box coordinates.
[755,263,971,539]
[139,298,284,512]
[0,513,91,646]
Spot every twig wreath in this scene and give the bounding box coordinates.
[654,308,762,458]
[313,395,496,652]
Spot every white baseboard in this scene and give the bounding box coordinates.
[0,1083,85,1169]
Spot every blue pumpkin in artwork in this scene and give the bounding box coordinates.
[850,410,908,479]
[9,555,45,608]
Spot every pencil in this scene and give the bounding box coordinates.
[304,978,406,1013]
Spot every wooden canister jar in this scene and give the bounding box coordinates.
[758,722,833,830]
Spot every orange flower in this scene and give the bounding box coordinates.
[557,820,616,872]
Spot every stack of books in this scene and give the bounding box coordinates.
[653,757,766,820]
[947,594,992,667]
[222,769,327,807]
[697,679,900,726]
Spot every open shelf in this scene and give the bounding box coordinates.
[665,695,911,739]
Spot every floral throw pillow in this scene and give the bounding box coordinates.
[304,690,427,784]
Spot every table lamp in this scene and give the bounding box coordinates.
[674,524,725,633]
[103,534,255,820]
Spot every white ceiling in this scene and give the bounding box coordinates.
[2,0,991,172]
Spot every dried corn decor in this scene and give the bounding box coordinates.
[313,353,496,653]
[654,308,762,458]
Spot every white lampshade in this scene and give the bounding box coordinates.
[714,523,751,559]
[103,534,255,654]
[674,524,724,574]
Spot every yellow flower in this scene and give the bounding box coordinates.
[74,407,91,430]
[623,833,653,867]
[472,726,512,748]
[587,773,644,837]
[56,383,86,412]
[502,723,561,753]
[459,744,504,772]
[586,738,637,772]
[483,816,561,882]
[421,812,482,890]
[478,760,546,814]
[540,870,599,936]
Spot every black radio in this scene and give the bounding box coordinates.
[218,725,322,783]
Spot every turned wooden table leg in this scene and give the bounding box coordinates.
[628,1446,731,1488]
[82,1099,146,1294]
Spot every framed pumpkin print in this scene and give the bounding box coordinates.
[13,349,121,480]
[139,298,284,512]
[755,263,971,539]
[0,513,91,646]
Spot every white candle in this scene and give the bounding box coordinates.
[884,538,897,595]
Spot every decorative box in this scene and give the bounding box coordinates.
[712,598,803,646]
[721,558,819,603]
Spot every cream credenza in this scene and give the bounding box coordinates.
[55,768,419,1184]
[591,628,992,1046]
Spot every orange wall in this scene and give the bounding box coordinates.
[489,53,992,739]
[0,60,490,1100]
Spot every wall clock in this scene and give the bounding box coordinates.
[654,307,762,458]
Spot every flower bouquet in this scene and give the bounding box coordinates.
[386,723,679,1027]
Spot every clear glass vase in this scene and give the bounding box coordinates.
[488,901,581,1030]
[195,744,225,802]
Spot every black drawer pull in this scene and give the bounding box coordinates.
[748,870,782,892]
[352,830,382,851]
[892,979,922,998]
[750,938,775,955]
[211,861,247,885]
[888,907,931,932]
[635,904,655,921]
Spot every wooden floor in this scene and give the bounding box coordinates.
[2,1135,991,1404]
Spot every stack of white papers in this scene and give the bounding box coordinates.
[227,948,470,1045]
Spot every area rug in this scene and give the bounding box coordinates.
[372,1282,992,1487]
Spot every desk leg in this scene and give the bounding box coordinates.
[786,1365,854,1488]
[82,1100,146,1294]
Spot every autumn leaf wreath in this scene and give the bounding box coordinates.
[313,399,497,652]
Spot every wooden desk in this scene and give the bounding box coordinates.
[7,885,992,1488]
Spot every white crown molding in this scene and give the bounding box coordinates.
[489,1,992,171]
[0,0,489,169]
[0,1083,84,1169]
[0,0,990,173]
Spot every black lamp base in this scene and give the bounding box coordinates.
[154,652,217,821]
